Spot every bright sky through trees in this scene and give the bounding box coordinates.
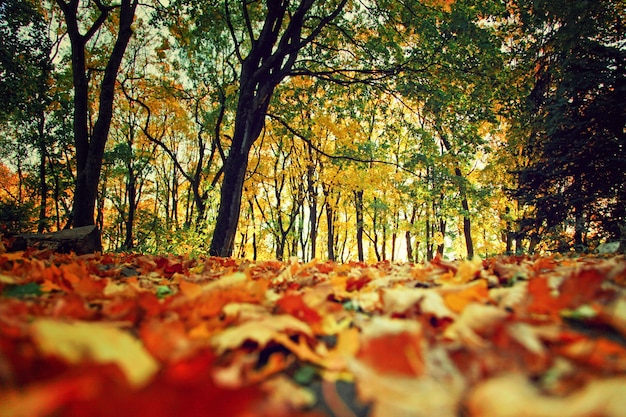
[0,0,624,260]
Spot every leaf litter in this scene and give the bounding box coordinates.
[1,249,626,416]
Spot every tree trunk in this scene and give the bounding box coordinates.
[426,217,433,261]
[437,218,446,256]
[208,0,347,257]
[123,165,136,250]
[309,195,318,260]
[355,190,364,262]
[326,202,335,261]
[307,155,318,260]
[209,148,252,257]
[58,0,138,229]
[405,206,417,262]
[37,109,48,233]
[461,197,474,259]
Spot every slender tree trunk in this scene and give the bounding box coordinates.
[308,159,318,260]
[391,212,398,262]
[381,222,387,261]
[326,202,335,261]
[461,197,474,259]
[426,217,433,261]
[123,166,136,250]
[322,184,335,261]
[405,206,417,262]
[37,110,48,233]
[355,190,364,262]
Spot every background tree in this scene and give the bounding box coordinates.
[0,0,56,233]
[56,0,139,234]
[512,0,626,252]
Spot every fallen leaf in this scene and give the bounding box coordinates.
[31,319,159,388]
[276,292,322,324]
[211,314,312,354]
[466,373,626,417]
[349,352,464,417]
[0,373,100,417]
[443,303,508,348]
[442,280,489,313]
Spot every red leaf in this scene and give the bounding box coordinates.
[527,276,564,317]
[276,293,322,324]
[346,275,372,292]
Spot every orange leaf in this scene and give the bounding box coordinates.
[357,317,424,377]
[178,279,203,299]
[276,293,322,324]
[72,276,107,298]
[443,280,489,313]
[527,276,564,317]
[559,269,605,309]
[31,319,159,388]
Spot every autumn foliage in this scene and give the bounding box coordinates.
[1,248,626,417]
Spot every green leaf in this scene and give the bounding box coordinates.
[2,282,42,298]
[294,364,318,385]
[561,304,597,321]
[156,285,174,299]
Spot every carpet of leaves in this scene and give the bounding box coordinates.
[1,249,626,417]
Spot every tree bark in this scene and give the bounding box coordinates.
[208,0,347,257]
[439,132,474,259]
[355,190,365,262]
[307,146,318,260]
[461,193,474,259]
[37,109,48,233]
[57,0,138,229]
[324,188,336,262]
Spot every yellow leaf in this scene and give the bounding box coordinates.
[467,374,626,417]
[452,256,483,284]
[0,273,18,284]
[211,314,312,354]
[31,319,159,388]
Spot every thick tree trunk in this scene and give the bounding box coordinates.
[207,0,347,257]
[209,149,251,257]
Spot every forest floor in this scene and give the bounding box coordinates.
[1,249,626,417]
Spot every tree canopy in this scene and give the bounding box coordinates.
[513,0,626,252]
[1,0,624,259]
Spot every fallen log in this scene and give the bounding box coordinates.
[7,225,102,254]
